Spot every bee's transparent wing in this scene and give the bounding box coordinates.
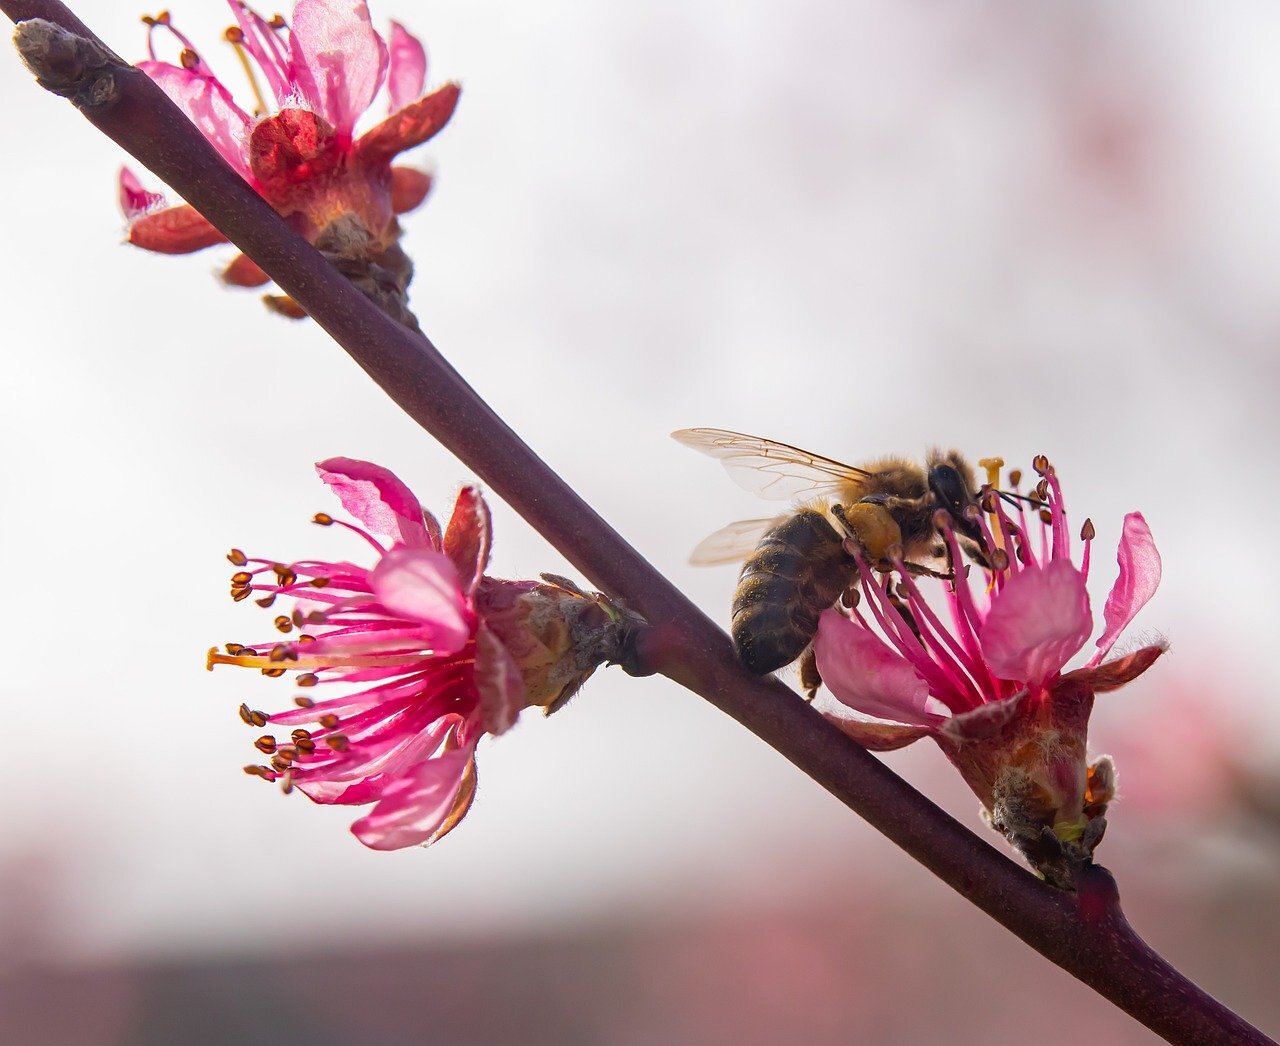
[672,427,872,501]
[689,517,778,566]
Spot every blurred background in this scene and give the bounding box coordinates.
[2,0,1279,1042]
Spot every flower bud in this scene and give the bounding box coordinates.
[474,575,644,715]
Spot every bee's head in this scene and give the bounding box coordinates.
[927,464,982,542]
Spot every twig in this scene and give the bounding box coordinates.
[4,6,1273,1043]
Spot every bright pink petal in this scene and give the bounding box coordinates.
[979,558,1092,687]
[1089,512,1162,665]
[386,21,426,112]
[316,457,431,547]
[813,610,935,727]
[118,167,164,219]
[368,548,470,654]
[289,0,389,139]
[442,486,491,593]
[128,205,228,253]
[474,621,525,735]
[356,82,459,165]
[138,60,252,178]
[350,742,473,850]
[225,0,291,104]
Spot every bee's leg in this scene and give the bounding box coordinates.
[829,503,855,540]
[901,560,953,581]
[886,583,922,642]
[798,644,822,701]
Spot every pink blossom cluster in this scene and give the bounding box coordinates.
[814,456,1163,881]
[120,1,457,313]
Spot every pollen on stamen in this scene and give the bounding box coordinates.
[310,578,331,588]
[256,594,277,609]
[318,714,340,729]
[1080,518,1096,541]
[268,643,293,662]
[326,735,349,752]
[234,704,270,728]
[313,513,334,526]
[179,47,199,69]
[274,615,293,634]
[227,549,248,567]
[273,565,298,587]
[1008,469,1023,487]
[231,571,253,585]
[270,755,292,773]
[262,667,287,678]
[298,634,316,644]
[1039,508,1053,526]
[231,588,252,602]
[989,548,1010,572]
[226,643,247,656]
[268,13,286,29]
[254,735,277,754]
[294,737,317,755]
[1032,454,1050,476]
[293,696,315,708]
[297,673,319,687]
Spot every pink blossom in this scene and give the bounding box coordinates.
[813,456,1164,884]
[210,459,639,850]
[121,3,458,320]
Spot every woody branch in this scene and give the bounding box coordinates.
[3,4,1272,1044]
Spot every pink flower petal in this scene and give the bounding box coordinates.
[1089,512,1162,665]
[289,0,389,139]
[821,713,931,751]
[128,205,229,254]
[386,20,426,112]
[813,609,935,727]
[979,558,1092,687]
[356,82,460,165]
[138,60,252,178]
[442,486,491,593]
[316,457,431,547]
[118,167,165,219]
[225,0,291,104]
[350,742,473,850]
[474,621,525,735]
[368,548,470,654]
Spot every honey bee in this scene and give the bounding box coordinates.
[673,428,987,681]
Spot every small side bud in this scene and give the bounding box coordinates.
[474,577,646,717]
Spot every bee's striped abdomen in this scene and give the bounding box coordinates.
[731,510,853,675]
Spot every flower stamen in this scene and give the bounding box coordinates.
[224,26,270,117]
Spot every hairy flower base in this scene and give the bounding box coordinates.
[209,457,642,849]
[814,456,1163,887]
[120,2,459,324]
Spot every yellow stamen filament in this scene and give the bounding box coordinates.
[976,457,1007,586]
[224,29,270,117]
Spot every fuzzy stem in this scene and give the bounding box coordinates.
[4,6,1274,1044]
